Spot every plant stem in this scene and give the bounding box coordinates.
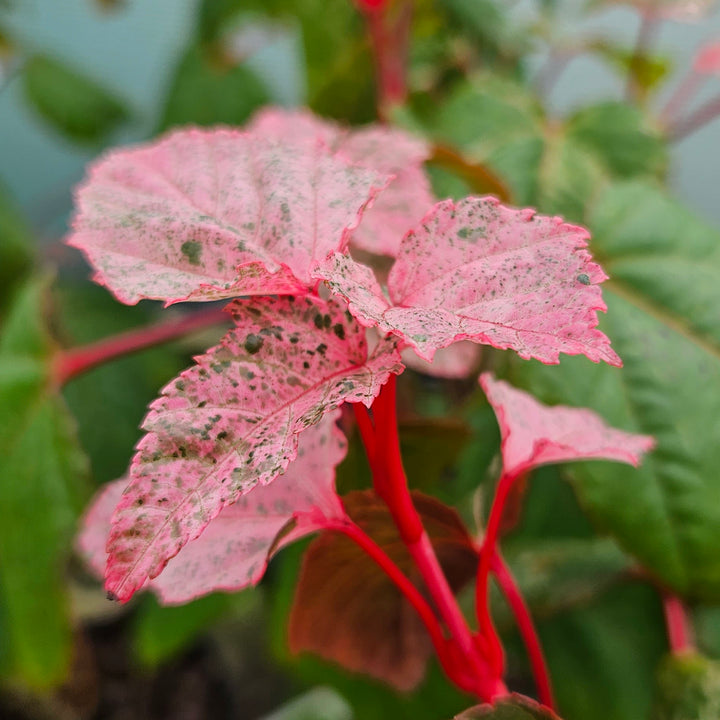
[429,144,511,202]
[662,593,695,654]
[364,376,506,700]
[492,552,555,709]
[667,92,720,141]
[660,71,704,128]
[476,471,520,676]
[626,9,659,103]
[353,403,376,465]
[361,0,412,121]
[54,307,229,386]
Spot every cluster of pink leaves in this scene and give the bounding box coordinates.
[71,107,639,605]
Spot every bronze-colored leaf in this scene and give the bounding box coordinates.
[288,490,478,691]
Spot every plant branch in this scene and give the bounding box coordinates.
[429,144,511,203]
[492,552,555,709]
[360,0,412,120]
[667,93,720,141]
[662,592,695,654]
[476,471,521,676]
[660,72,704,128]
[364,376,506,700]
[353,403,376,466]
[626,10,659,103]
[54,307,230,386]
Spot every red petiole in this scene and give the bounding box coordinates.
[492,551,556,709]
[54,306,229,386]
[354,376,507,701]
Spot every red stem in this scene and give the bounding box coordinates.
[476,471,520,676]
[662,593,695,654]
[626,9,659,103]
[353,403,376,466]
[667,92,720,141]
[364,376,506,700]
[660,71,704,127]
[53,307,229,386]
[492,552,556,709]
[362,0,411,120]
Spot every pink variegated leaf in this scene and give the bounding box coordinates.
[67,127,388,305]
[105,295,402,602]
[249,107,434,257]
[694,40,720,75]
[78,413,347,604]
[318,197,620,366]
[479,373,654,478]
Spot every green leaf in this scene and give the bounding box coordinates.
[567,102,667,178]
[537,583,666,720]
[260,688,353,720]
[0,278,90,686]
[132,591,255,668]
[158,43,270,132]
[196,0,375,123]
[436,0,524,60]
[454,694,562,719]
[653,652,720,719]
[431,75,608,223]
[511,181,720,599]
[499,538,630,622]
[0,184,33,317]
[57,284,189,485]
[22,54,129,144]
[433,74,544,206]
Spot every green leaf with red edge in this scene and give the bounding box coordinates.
[67,126,388,305]
[454,694,562,719]
[288,490,478,691]
[0,278,91,686]
[105,295,402,602]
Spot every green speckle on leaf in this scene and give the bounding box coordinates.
[180,240,202,266]
[244,334,264,355]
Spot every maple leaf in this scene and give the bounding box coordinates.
[77,413,347,604]
[104,295,402,602]
[249,107,434,257]
[318,196,620,366]
[479,373,655,477]
[68,127,388,305]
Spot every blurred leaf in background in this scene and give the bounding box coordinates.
[0,278,91,687]
[22,53,130,144]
